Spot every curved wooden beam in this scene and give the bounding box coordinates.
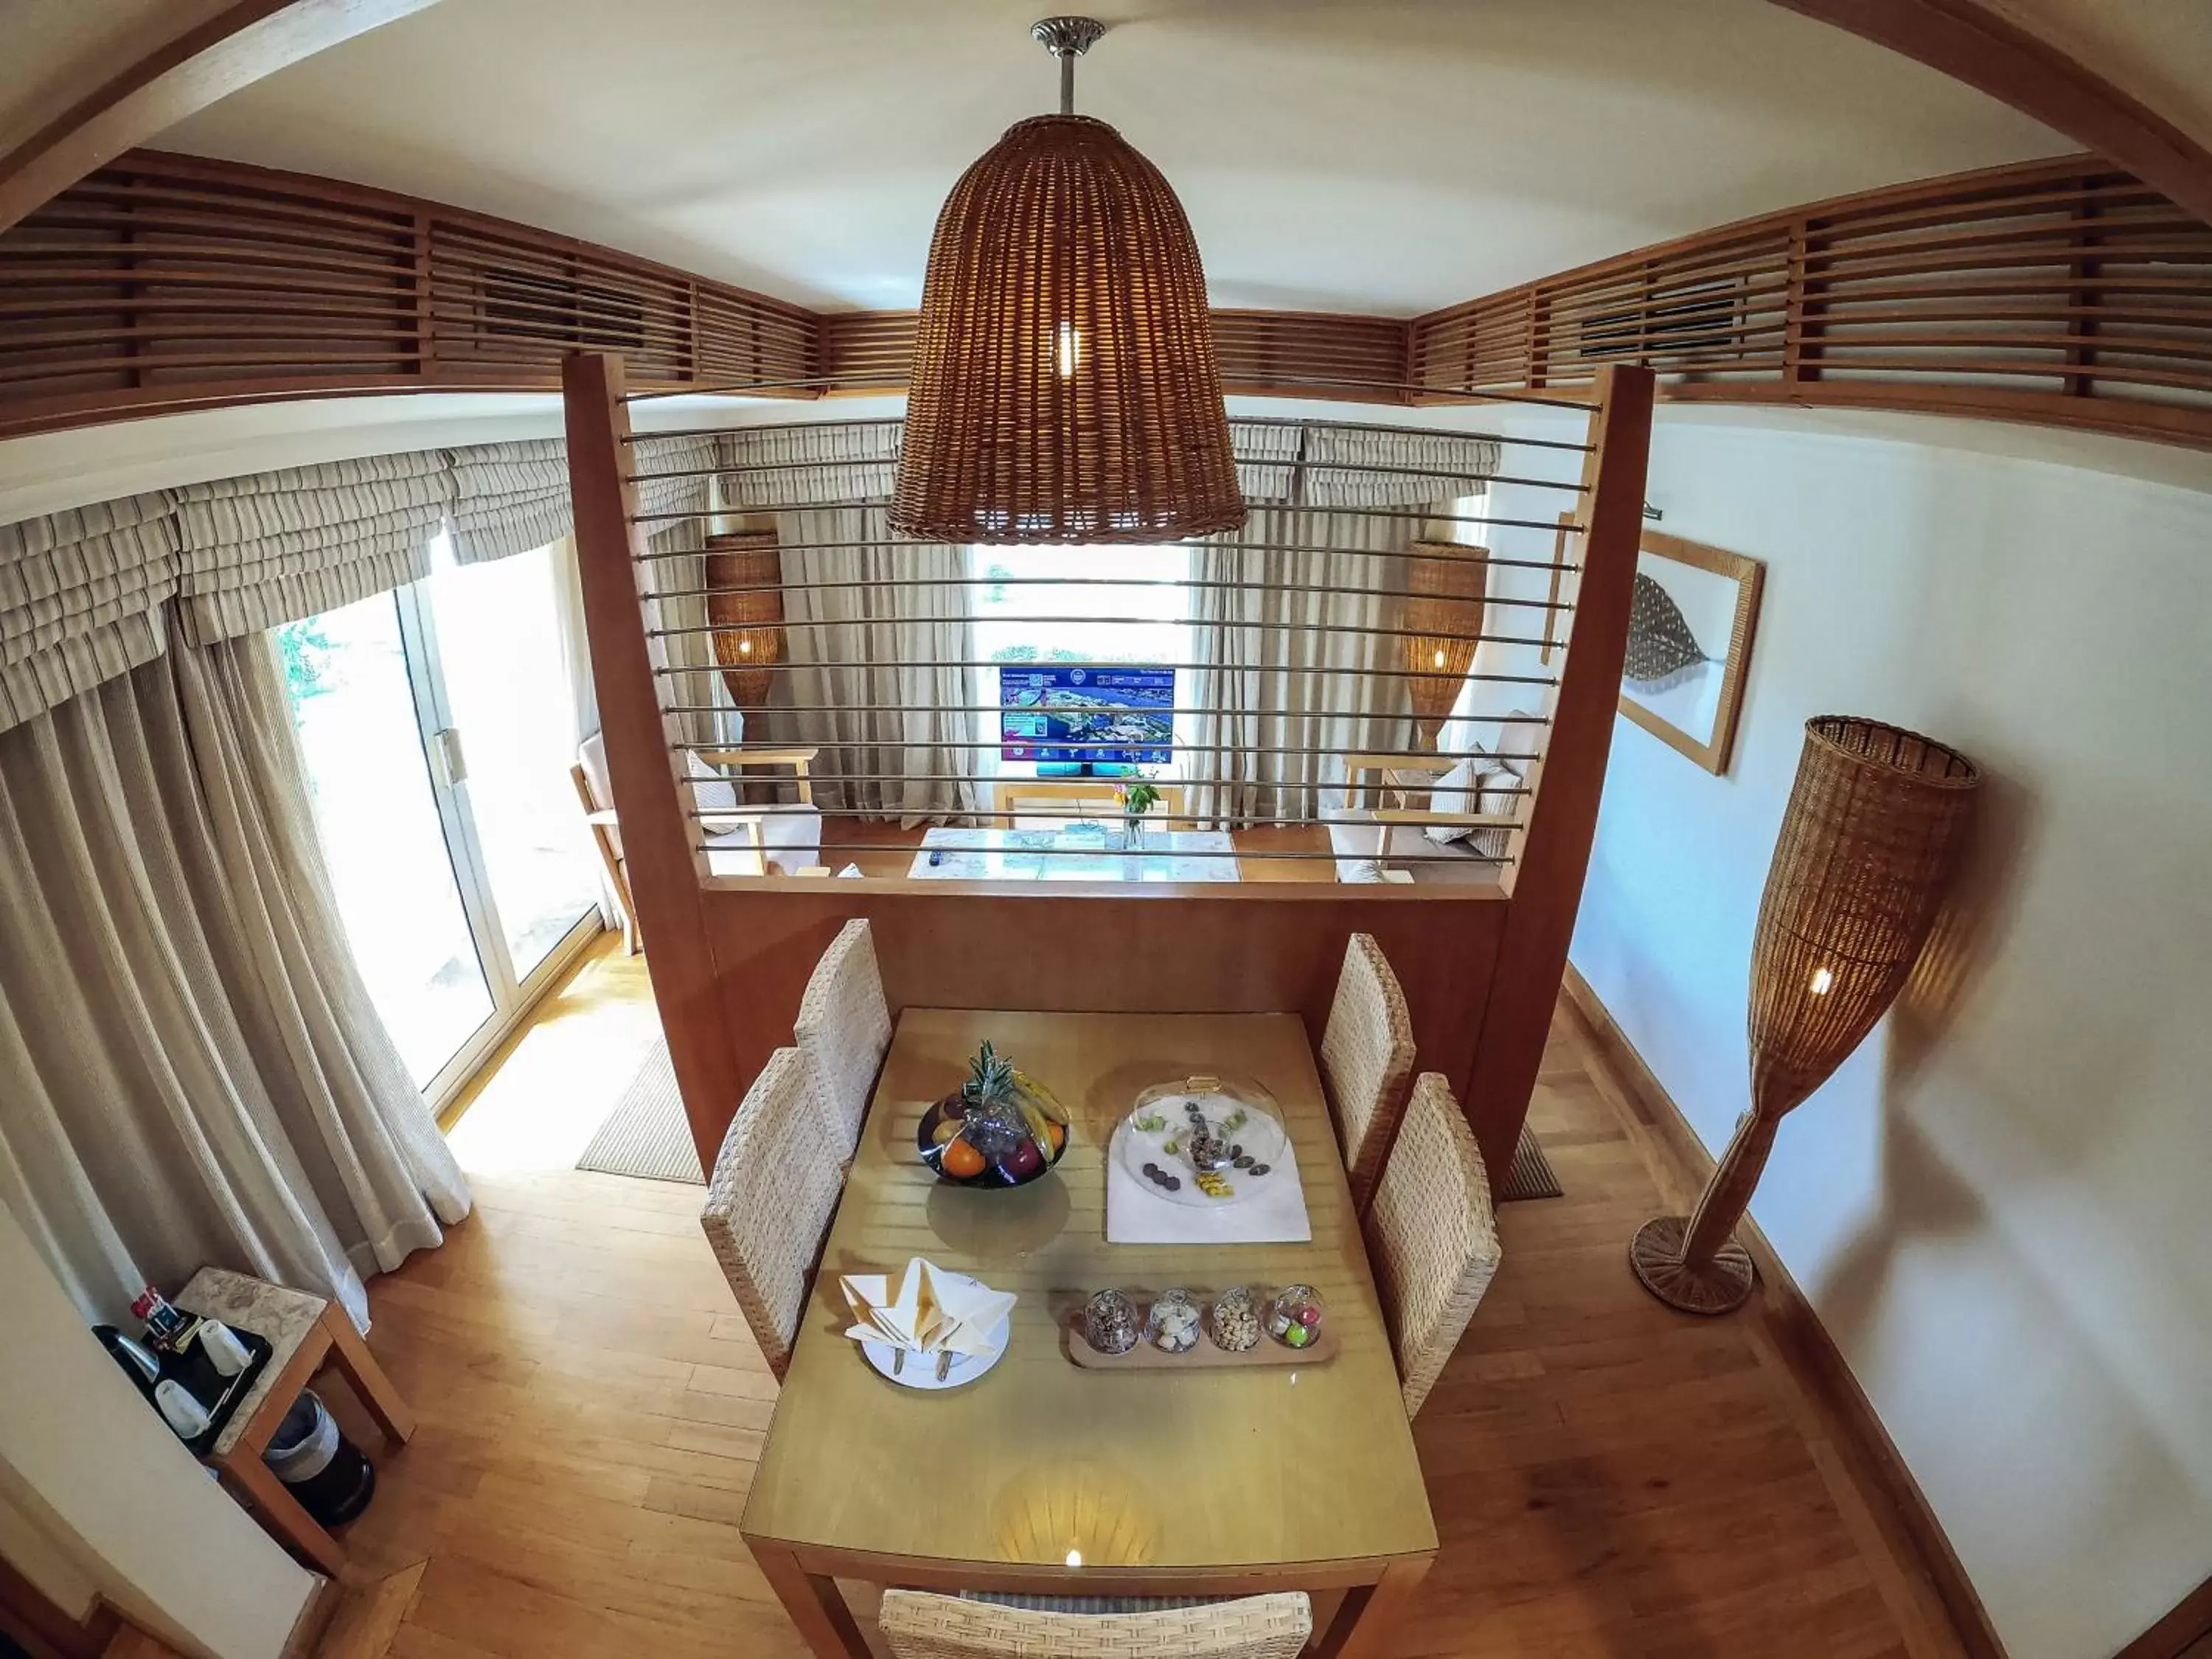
[1765,0,2212,228]
[0,0,444,235]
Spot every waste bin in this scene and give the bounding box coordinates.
[262,1389,375,1526]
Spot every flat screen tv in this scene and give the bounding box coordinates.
[998,665,1174,768]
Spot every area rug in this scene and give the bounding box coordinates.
[575,1038,705,1183]
[1496,1123,1565,1203]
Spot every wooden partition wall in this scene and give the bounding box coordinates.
[566,352,1654,1175]
[6,150,2211,451]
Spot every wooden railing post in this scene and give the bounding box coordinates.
[564,350,745,1171]
[1460,364,1656,1171]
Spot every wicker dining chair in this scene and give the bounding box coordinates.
[877,1590,1312,1659]
[1366,1071,1503,1419]
[793,917,893,1159]
[698,1046,844,1381]
[1318,932,1418,1213]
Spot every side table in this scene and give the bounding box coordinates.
[174,1268,414,1577]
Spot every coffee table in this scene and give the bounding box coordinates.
[908,825,1240,882]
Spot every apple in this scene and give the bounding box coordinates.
[1001,1139,1044,1180]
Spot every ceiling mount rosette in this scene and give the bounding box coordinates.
[889,17,1246,546]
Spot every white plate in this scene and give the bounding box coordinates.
[860,1318,1010,1390]
[1116,1090,1289,1209]
[856,1270,1013,1391]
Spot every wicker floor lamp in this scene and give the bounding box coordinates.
[1631,716,1980,1315]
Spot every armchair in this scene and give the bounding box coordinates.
[1318,751,1523,886]
[573,731,827,953]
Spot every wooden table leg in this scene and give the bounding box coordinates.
[319,1308,414,1446]
[218,1451,346,1578]
[751,1545,870,1659]
[1313,1556,1430,1659]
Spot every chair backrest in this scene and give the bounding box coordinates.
[1318,932,1416,1210]
[1366,1071,1502,1419]
[698,1046,844,1380]
[793,917,892,1158]
[877,1590,1312,1659]
[577,731,622,857]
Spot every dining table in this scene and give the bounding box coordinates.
[739,1007,1439,1658]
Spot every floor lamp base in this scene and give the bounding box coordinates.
[1630,1216,1756,1315]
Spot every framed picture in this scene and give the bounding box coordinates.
[1617,529,1762,774]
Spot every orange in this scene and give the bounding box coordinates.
[939,1138,987,1180]
[1044,1121,1065,1155]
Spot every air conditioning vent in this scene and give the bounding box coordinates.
[479,269,647,350]
[1576,279,1740,361]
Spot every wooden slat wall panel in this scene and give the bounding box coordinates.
[1409,155,2212,446]
[0,150,820,434]
[815,307,1411,399]
[5,149,2210,448]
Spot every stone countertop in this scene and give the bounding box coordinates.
[175,1267,329,1458]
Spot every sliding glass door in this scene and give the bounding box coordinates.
[276,538,601,1101]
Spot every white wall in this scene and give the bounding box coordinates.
[0,1201,316,1659]
[1500,406,2212,1659]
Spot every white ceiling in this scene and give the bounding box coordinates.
[147,0,2079,317]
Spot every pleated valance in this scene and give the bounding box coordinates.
[1,437,599,734]
[706,417,1495,518]
[715,421,902,509]
[173,450,452,644]
[447,437,570,566]
[1234,420,1502,508]
[0,413,1504,736]
[0,493,178,732]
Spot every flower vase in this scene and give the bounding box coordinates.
[1122,813,1146,851]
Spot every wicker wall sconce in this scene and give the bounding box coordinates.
[890,17,1244,546]
[1404,541,1489,750]
[703,529,785,712]
[1631,716,1980,1314]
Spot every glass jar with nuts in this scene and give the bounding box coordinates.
[1208,1285,1261,1352]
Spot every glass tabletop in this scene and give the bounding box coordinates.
[740,1008,1437,1574]
[909,826,1241,883]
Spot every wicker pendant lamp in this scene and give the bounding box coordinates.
[891,16,1245,545]
[1632,717,1980,1314]
[703,529,785,712]
[1404,542,1489,748]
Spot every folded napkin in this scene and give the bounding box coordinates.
[840,1258,1015,1357]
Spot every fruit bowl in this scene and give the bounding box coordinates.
[917,1042,1071,1189]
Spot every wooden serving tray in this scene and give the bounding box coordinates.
[1063,1312,1339,1371]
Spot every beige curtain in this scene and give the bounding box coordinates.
[772,505,979,825]
[0,627,470,1330]
[1183,422,1499,827]
[711,422,974,824]
[1186,506,1416,828]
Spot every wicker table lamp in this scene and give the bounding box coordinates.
[1631,716,1980,1314]
[703,529,784,712]
[1404,542,1489,750]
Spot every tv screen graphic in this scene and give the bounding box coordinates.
[999,665,1174,767]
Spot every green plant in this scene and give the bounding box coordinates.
[274,617,336,707]
[1116,779,1161,818]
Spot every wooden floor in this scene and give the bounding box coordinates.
[321,935,1970,1659]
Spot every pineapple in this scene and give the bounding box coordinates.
[959,1043,1029,1162]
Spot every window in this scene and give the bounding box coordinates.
[970,543,1195,779]
[276,538,602,1099]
